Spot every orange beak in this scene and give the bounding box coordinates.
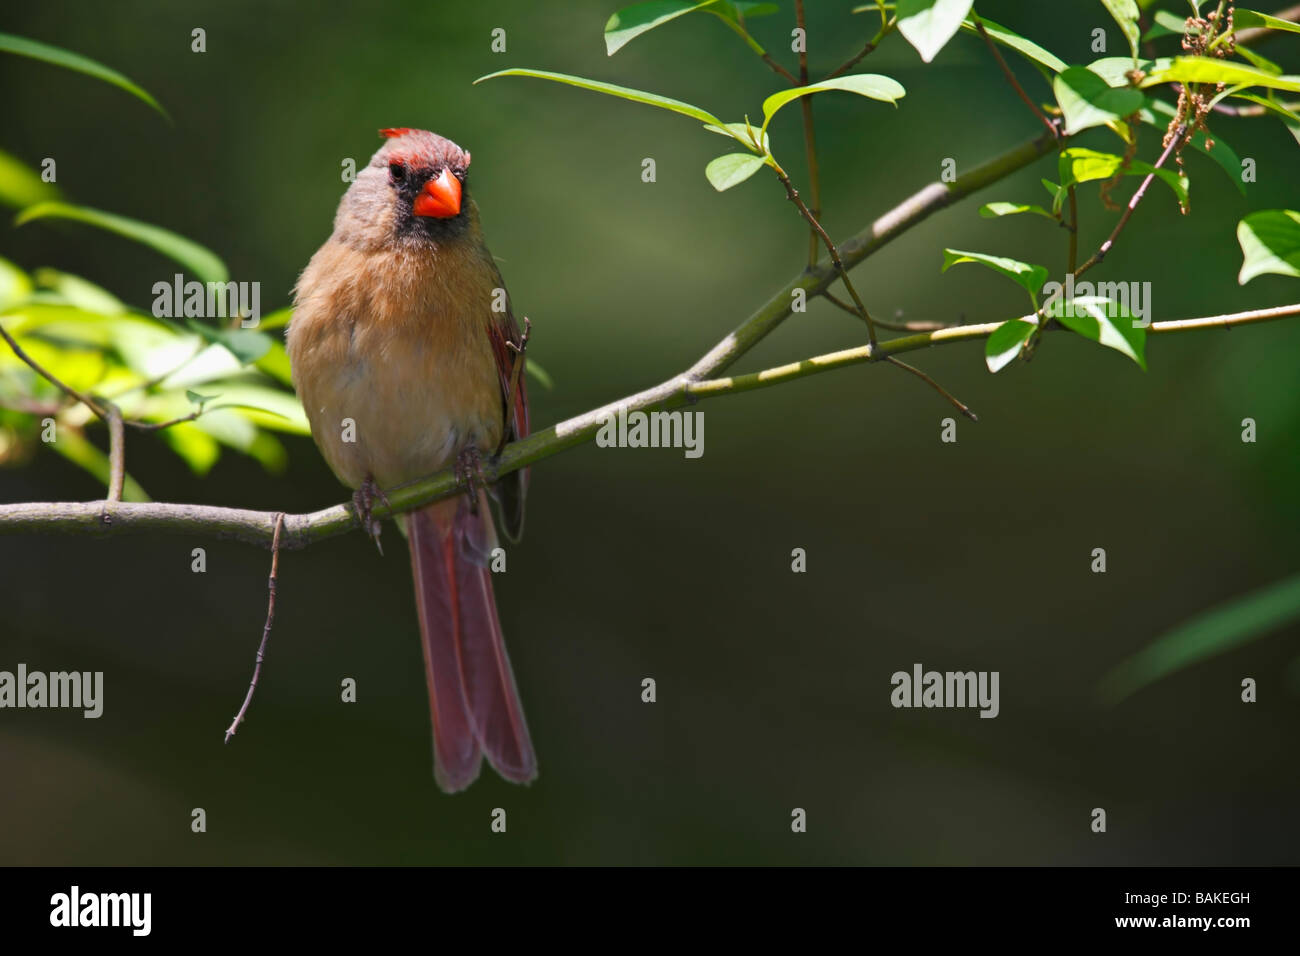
[413,168,461,219]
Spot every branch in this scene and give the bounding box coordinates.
[6,302,1297,548]
[225,512,284,743]
[972,13,1059,138]
[0,129,1071,548]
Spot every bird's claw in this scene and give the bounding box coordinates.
[455,447,485,516]
[353,475,389,555]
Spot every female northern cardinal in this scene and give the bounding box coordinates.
[286,128,536,792]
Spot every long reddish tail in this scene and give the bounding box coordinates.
[406,494,537,792]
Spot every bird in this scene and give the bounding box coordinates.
[286,128,536,792]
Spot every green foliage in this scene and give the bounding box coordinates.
[1099,0,1141,62]
[895,0,974,64]
[984,318,1036,373]
[17,202,229,285]
[1237,210,1300,284]
[705,153,767,191]
[1099,573,1300,705]
[0,32,168,119]
[941,249,1049,307]
[0,35,304,490]
[1045,294,1147,369]
[1053,66,1144,134]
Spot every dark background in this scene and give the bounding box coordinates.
[0,0,1297,864]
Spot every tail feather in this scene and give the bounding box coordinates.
[407,494,537,792]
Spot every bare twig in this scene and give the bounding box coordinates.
[823,291,954,331]
[1066,183,1079,274]
[0,320,107,418]
[105,404,125,503]
[823,14,895,81]
[1075,125,1187,280]
[795,0,822,267]
[762,52,798,84]
[774,168,879,345]
[884,356,978,421]
[225,512,285,743]
[972,14,1059,138]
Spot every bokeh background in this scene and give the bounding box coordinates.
[0,0,1297,864]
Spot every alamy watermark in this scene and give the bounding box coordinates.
[890,663,999,718]
[152,273,261,327]
[595,407,704,458]
[0,663,102,718]
[1042,273,1151,328]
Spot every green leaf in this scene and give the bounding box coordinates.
[760,74,905,134]
[1237,209,1300,284]
[1100,0,1142,61]
[1087,55,1170,86]
[985,319,1036,372]
[1058,147,1189,209]
[1234,9,1300,35]
[957,16,1067,73]
[1139,97,1244,195]
[602,2,778,56]
[705,153,767,191]
[33,268,125,315]
[1098,572,1300,705]
[1142,9,1195,40]
[941,249,1049,305]
[185,389,218,405]
[703,122,769,153]
[15,202,228,285]
[1053,66,1144,134]
[1045,294,1147,368]
[979,201,1055,219]
[605,2,716,56]
[1140,56,1300,94]
[254,339,294,386]
[896,0,974,63]
[474,68,725,127]
[0,32,168,119]
[0,256,33,312]
[526,358,554,390]
[203,326,273,366]
[1235,44,1282,75]
[0,148,60,209]
[255,306,293,330]
[159,421,221,475]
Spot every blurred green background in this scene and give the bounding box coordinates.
[1,0,1298,864]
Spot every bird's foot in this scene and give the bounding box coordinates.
[455,446,486,516]
[353,475,390,555]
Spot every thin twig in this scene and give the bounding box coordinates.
[1074,125,1187,279]
[884,356,978,421]
[823,291,954,331]
[105,403,125,503]
[0,320,107,418]
[972,14,1059,138]
[823,15,895,81]
[761,52,798,84]
[774,169,878,345]
[796,0,822,267]
[225,512,285,743]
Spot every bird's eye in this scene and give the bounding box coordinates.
[388,162,406,182]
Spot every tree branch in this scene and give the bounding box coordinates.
[0,129,1083,549]
[5,302,1297,548]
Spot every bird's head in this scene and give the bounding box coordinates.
[332,128,475,249]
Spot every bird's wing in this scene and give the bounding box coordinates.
[486,263,528,541]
